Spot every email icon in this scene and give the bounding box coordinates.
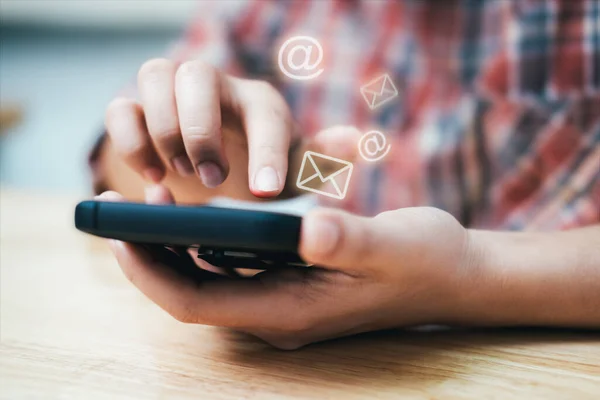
[360,73,399,110]
[296,151,353,200]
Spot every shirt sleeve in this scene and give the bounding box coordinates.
[468,93,600,231]
[470,0,600,230]
[379,0,600,230]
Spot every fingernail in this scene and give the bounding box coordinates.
[143,167,164,183]
[253,166,280,193]
[303,216,340,257]
[197,161,225,188]
[171,156,195,177]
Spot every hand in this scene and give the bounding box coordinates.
[99,185,474,350]
[105,59,296,198]
[104,59,361,203]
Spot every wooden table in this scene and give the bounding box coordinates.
[1,190,599,399]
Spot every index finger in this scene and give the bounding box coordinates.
[236,80,293,197]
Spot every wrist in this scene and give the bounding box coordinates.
[444,227,600,328]
[443,229,536,327]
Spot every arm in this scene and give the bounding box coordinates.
[453,226,600,328]
[100,186,599,350]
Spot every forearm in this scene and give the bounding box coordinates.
[450,225,600,328]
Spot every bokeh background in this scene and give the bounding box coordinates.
[0,0,196,193]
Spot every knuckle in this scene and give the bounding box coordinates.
[118,140,148,161]
[253,80,276,94]
[257,86,291,122]
[392,207,455,230]
[242,84,292,129]
[105,97,136,121]
[375,209,396,221]
[183,125,218,143]
[176,60,217,81]
[348,219,376,264]
[150,126,181,143]
[267,100,291,122]
[138,58,174,83]
[242,80,269,101]
[254,143,280,157]
[247,81,284,105]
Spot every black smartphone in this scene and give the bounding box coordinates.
[75,201,308,270]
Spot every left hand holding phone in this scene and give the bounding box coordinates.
[98,184,474,350]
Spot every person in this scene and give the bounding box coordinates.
[92,0,599,349]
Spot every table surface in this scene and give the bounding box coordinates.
[1,190,599,400]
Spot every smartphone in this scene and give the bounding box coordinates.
[75,201,307,270]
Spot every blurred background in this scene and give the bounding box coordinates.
[0,0,196,194]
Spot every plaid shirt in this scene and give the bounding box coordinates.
[96,0,600,230]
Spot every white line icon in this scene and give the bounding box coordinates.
[358,130,391,162]
[360,73,399,110]
[278,36,324,80]
[296,151,353,200]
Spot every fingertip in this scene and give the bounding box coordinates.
[251,166,283,197]
[197,160,226,189]
[105,97,138,122]
[143,167,165,183]
[95,191,125,202]
[144,184,175,205]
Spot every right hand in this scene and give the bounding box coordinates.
[105,59,296,199]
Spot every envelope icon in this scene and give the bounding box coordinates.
[296,151,353,200]
[360,73,399,110]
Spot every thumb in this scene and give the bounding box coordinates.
[299,208,393,271]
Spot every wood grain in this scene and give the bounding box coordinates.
[1,190,599,399]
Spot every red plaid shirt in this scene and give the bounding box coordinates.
[95,0,600,230]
